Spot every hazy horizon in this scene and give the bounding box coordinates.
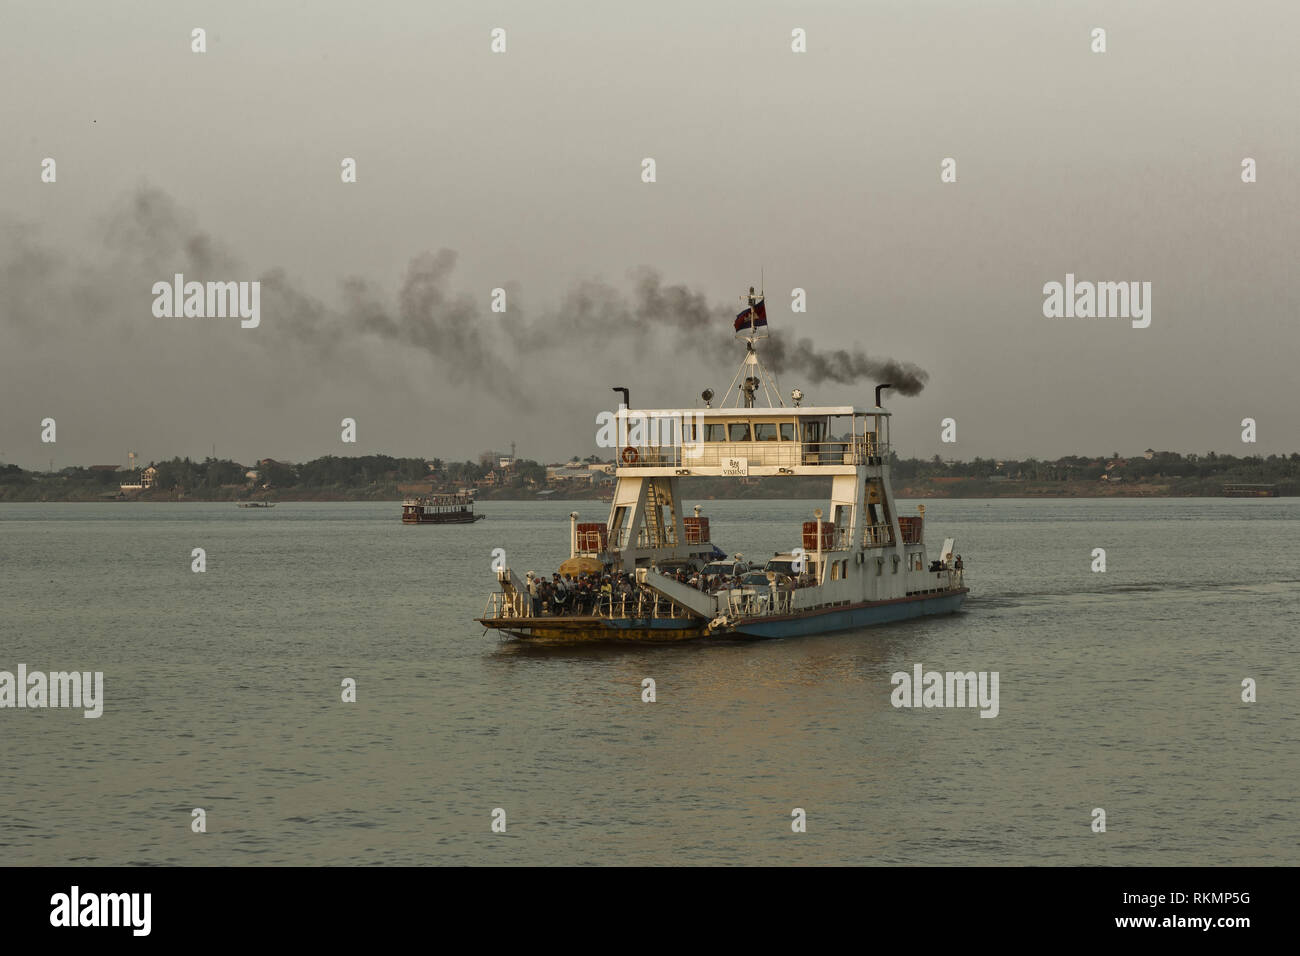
[4,436,1290,474]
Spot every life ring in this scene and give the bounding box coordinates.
[621,446,640,465]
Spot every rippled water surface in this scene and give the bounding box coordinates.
[1,497,1296,865]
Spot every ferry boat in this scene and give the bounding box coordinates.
[476,287,967,642]
[1223,483,1278,497]
[238,501,275,508]
[402,492,484,524]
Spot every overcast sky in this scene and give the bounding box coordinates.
[2,0,1296,470]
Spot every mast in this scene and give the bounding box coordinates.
[722,284,784,408]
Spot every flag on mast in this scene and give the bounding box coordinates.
[734,296,767,332]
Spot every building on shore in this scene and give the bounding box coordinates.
[119,465,158,492]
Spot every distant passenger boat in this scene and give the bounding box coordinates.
[402,493,484,524]
[238,501,275,508]
[1223,483,1278,497]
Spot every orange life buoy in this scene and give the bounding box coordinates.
[621,446,640,465]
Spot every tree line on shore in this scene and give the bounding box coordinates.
[0,453,550,500]
[1,449,1297,500]
[894,450,1300,484]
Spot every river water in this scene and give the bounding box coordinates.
[1,498,1295,865]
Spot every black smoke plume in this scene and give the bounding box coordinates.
[763,336,930,395]
[1,187,929,398]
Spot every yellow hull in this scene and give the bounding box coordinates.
[476,615,707,644]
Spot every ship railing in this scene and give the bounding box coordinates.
[770,591,793,614]
[635,528,676,548]
[594,591,693,620]
[726,592,755,616]
[724,589,793,617]
[483,591,530,620]
[619,446,682,467]
[805,527,853,552]
[862,438,888,461]
[484,589,691,620]
[610,528,678,549]
[801,441,853,465]
[801,440,892,466]
[862,522,895,547]
[618,440,892,470]
[926,568,965,590]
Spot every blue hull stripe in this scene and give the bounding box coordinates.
[733,591,967,639]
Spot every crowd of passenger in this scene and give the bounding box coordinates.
[524,570,642,617]
[928,554,965,573]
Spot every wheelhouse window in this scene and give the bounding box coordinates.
[704,423,727,442]
[728,422,752,442]
[754,422,779,442]
[779,422,795,441]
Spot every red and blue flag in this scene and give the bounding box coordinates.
[734,297,767,332]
